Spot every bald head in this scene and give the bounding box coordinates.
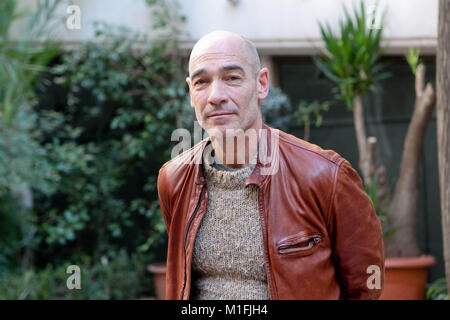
[188,30,261,77]
[186,30,270,141]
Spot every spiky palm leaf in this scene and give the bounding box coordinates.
[314,0,391,110]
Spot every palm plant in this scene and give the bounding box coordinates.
[315,1,437,258]
[314,0,390,188]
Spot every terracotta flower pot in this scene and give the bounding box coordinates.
[379,255,436,300]
[148,263,167,300]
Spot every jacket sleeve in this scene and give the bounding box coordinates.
[328,159,385,300]
[157,166,172,232]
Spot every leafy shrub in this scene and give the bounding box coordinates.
[0,250,153,299]
[261,87,292,131]
[426,278,449,300]
[0,0,185,298]
[0,0,62,271]
[29,1,187,267]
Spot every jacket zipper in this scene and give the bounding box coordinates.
[278,236,321,254]
[180,186,205,300]
[257,187,275,299]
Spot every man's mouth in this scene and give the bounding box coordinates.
[208,112,235,118]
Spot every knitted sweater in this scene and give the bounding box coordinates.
[190,144,271,300]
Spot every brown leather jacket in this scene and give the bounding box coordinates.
[157,123,385,300]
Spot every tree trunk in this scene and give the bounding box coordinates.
[303,118,310,142]
[386,63,436,257]
[366,137,390,210]
[353,94,372,188]
[437,0,450,292]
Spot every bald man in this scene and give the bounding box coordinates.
[157,30,385,300]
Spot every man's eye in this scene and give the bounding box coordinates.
[194,79,206,86]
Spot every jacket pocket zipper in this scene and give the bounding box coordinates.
[278,235,321,255]
[180,186,205,300]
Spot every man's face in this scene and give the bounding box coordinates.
[187,37,268,138]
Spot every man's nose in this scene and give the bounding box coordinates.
[207,79,228,106]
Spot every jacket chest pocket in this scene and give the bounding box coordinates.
[276,232,322,257]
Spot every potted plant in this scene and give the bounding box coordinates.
[366,174,435,300]
[377,48,436,300]
[315,1,436,299]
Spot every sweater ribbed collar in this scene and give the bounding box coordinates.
[202,141,258,189]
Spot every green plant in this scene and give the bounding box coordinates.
[0,0,61,125]
[405,47,420,75]
[0,250,153,299]
[314,0,391,189]
[383,48,436,257]
[30,0,186,266]
[292,100,330,141]
[0,0,186,297]
[0,193,31,270]
[314,0,390,109]
[426,278,449,300]
[0,0,62,271]
[260,87,293,131]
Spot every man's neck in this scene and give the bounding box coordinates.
[210,127,261,169]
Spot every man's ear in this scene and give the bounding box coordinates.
[186,77,195,108]
[257,67,269,100]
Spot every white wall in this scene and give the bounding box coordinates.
[178,0,438,54]
[25,0,438,55]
